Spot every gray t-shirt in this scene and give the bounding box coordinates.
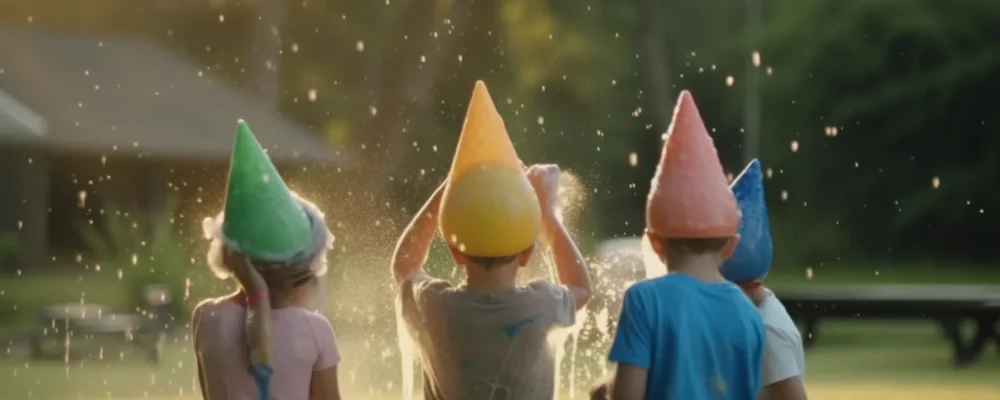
[399,272,577,400]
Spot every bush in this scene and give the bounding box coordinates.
[76,198,193,324]
[0,231,18,266]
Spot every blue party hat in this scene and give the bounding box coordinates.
[720,159,773,282]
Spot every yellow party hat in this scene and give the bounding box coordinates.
[439,81,541,257]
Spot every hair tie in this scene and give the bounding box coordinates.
[246,291,269,305]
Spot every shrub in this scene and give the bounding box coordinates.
[76,198,193,325]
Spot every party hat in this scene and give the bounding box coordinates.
[646,90,739,238]
[439,81,541,257]
[221,120,312,261]
[721,159,773,282]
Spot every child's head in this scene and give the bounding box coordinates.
[448,243,535,274]
[645,232,739,266]
[719,159,773,290]
[204,193,334,307]
[438,81,541,281]
[644,91,740,269]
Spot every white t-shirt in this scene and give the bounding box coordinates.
[759,291,806,385]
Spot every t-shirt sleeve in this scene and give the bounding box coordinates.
[762,325,802,385]
[397,271,453,328]
[607,286,653,369]
[311,314,341,371]
[528,280,577,327]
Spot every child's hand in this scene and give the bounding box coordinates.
[526,164,560,219]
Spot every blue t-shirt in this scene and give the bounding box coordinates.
[609,273,765,400]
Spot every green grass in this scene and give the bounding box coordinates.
[1,263,999,399]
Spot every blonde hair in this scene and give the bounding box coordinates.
[202,193,334,374]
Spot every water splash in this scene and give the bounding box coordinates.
[396,302,418,400]
[542,171,589,400]
[641,234,666,279]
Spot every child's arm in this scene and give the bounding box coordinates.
[766,378,808,400]
[311,365,342,400]
[528,164,592,309]
[610,364,648,400]
[191,301,209,399]
[763,327,808,400]
[543,216,592,309]
[391,180,447,286]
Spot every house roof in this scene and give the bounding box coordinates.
[0,27,339,163]
[0,88,47,140]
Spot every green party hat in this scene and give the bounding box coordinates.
[221,120,312,261]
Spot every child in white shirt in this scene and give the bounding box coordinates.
[722,159,808,400]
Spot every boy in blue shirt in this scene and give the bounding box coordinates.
[722,159,808,400]
[592,91,765,400]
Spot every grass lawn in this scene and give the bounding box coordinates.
[0,262,998,399]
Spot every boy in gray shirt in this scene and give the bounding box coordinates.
[392,81,591,400]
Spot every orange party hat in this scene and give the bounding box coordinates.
[439,81,541,257]
[645,90,739,238]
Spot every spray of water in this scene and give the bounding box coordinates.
[396,303,418,400]
[641,234,667,279]
[541,171,589,400]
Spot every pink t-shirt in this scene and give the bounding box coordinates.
[193,298,340,400]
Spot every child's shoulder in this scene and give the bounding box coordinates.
[759,293,800,337]
[192,296,237,318]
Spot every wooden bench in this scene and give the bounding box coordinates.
[775,285,1000,367]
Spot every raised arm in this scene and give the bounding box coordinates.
[391,181,447,286]
[528,164,592,309]
[542,216,592,309]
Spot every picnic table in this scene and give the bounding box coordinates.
[29,286,172,364]
[775,284,1000,367]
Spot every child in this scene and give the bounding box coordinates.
[392,81,592,399]
[193,121,342,400]
[592,91,765,400]
[721,159,808,400]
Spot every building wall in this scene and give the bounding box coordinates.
[0,148,319,269]
[0,146,49,269]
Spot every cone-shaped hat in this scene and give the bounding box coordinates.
[439,81,541,257]
[221,120,312,261]
[720,159,773,282]
[646,90,739,238]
